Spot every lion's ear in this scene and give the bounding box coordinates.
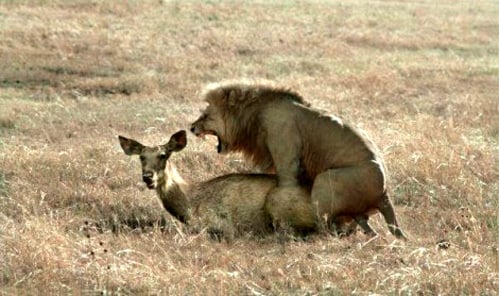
[227,89,241,107]
[204,88,225,106]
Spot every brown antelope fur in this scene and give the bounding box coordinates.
[190,80,406,239]
[118,130,316,240]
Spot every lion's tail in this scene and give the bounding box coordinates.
[378,193,407,240]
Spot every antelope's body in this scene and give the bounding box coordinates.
[118,131,315,239]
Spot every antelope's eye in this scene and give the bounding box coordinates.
[159,153,167,160]
[139,156,145,162]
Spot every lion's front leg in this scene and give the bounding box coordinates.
[263,114,302,187]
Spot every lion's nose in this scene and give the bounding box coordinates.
[190,125,202,136]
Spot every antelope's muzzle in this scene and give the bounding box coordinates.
[142,172,155,189]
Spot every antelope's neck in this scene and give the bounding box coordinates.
[156,163,192,224]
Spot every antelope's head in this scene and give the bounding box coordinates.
[118,130,187,189]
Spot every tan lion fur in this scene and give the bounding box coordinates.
[119,130,316,240]
[199,80,310,171]
[191,80,406,239]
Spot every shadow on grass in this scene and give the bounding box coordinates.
[81,216,175,236]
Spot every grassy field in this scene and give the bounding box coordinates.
[1,0,498,294]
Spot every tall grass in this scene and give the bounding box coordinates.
[1,0,498,294]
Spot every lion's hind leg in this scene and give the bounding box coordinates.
[311,165,385,237]
[378,193,407,240]
[329,216,358,237]
[354,214,377,237]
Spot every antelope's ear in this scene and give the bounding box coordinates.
[118,135,144,155]
[165,130,187,152]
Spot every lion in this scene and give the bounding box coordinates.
[190,80,406,239]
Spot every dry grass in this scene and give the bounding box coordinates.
[1,0,498,294]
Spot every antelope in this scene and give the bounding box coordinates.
[118,130,316,239]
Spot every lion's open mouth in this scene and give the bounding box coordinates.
[194,130,229,154]
[217,136,229,154]
[195,130,213,138]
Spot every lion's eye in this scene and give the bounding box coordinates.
[139,155,145,162]
[159,153,167,160]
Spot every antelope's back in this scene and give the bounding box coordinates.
[191,174,277,236]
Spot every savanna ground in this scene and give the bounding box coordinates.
[0,0,498,294]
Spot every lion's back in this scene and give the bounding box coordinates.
[258,100,380,180]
